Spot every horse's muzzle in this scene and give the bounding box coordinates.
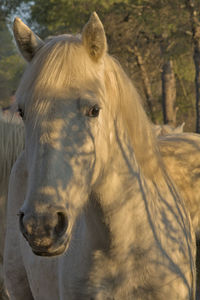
[18,208,69,255]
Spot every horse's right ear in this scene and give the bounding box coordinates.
[82,12,107,62]
[13,18,44,62]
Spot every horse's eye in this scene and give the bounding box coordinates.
[87,104,100,118]
[18,108,24,119]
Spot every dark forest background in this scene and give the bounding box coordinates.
[1,0,200,131]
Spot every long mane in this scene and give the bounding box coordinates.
[16,34,162,180]
[103,55,162,179]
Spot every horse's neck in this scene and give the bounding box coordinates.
[86,140,158,296]
[91,131,156,257]
[87,134,195,298]
[84,195,110,251]
[96,154,152,254]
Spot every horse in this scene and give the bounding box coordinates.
[0,117,24,300]
[158,133,200,238]
[158,132,200,300]
[4,13,196,299]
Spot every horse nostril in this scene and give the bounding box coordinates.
[18,211,28,239]
[19,211,24,230]
[55,212,68,237]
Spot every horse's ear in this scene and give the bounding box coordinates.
[82,12,107,61]
[13,18,44,62]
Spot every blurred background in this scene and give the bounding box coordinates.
[1,0,200,131]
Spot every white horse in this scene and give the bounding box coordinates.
[159,133,200,300]
[159,133,200,238]
[0,117,24,300]
[4,13,196,299]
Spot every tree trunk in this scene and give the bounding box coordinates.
[194,47,200,133]
[127,45,155,122]
[186,0,200,132]
[161,59,177,126]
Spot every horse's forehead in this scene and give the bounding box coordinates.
[29,52,103,95]
[36,40,104,78]
[16,37,107,109]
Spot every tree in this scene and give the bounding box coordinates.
[103,1,193,125]
[162,60,177,126]
[186,0,200,132]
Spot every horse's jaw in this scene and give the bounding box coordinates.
[31,235,70,257]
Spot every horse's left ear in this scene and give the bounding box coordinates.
[82,12,107,62]
[13,17,44,62]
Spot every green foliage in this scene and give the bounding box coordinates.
[4,0,128,36]
[0,10,25,106]
[0,55,24,81]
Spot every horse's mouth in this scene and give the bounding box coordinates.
[33,245,66,257]
[31,237,70,257]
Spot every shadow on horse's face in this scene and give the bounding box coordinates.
[19,92,107,256]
